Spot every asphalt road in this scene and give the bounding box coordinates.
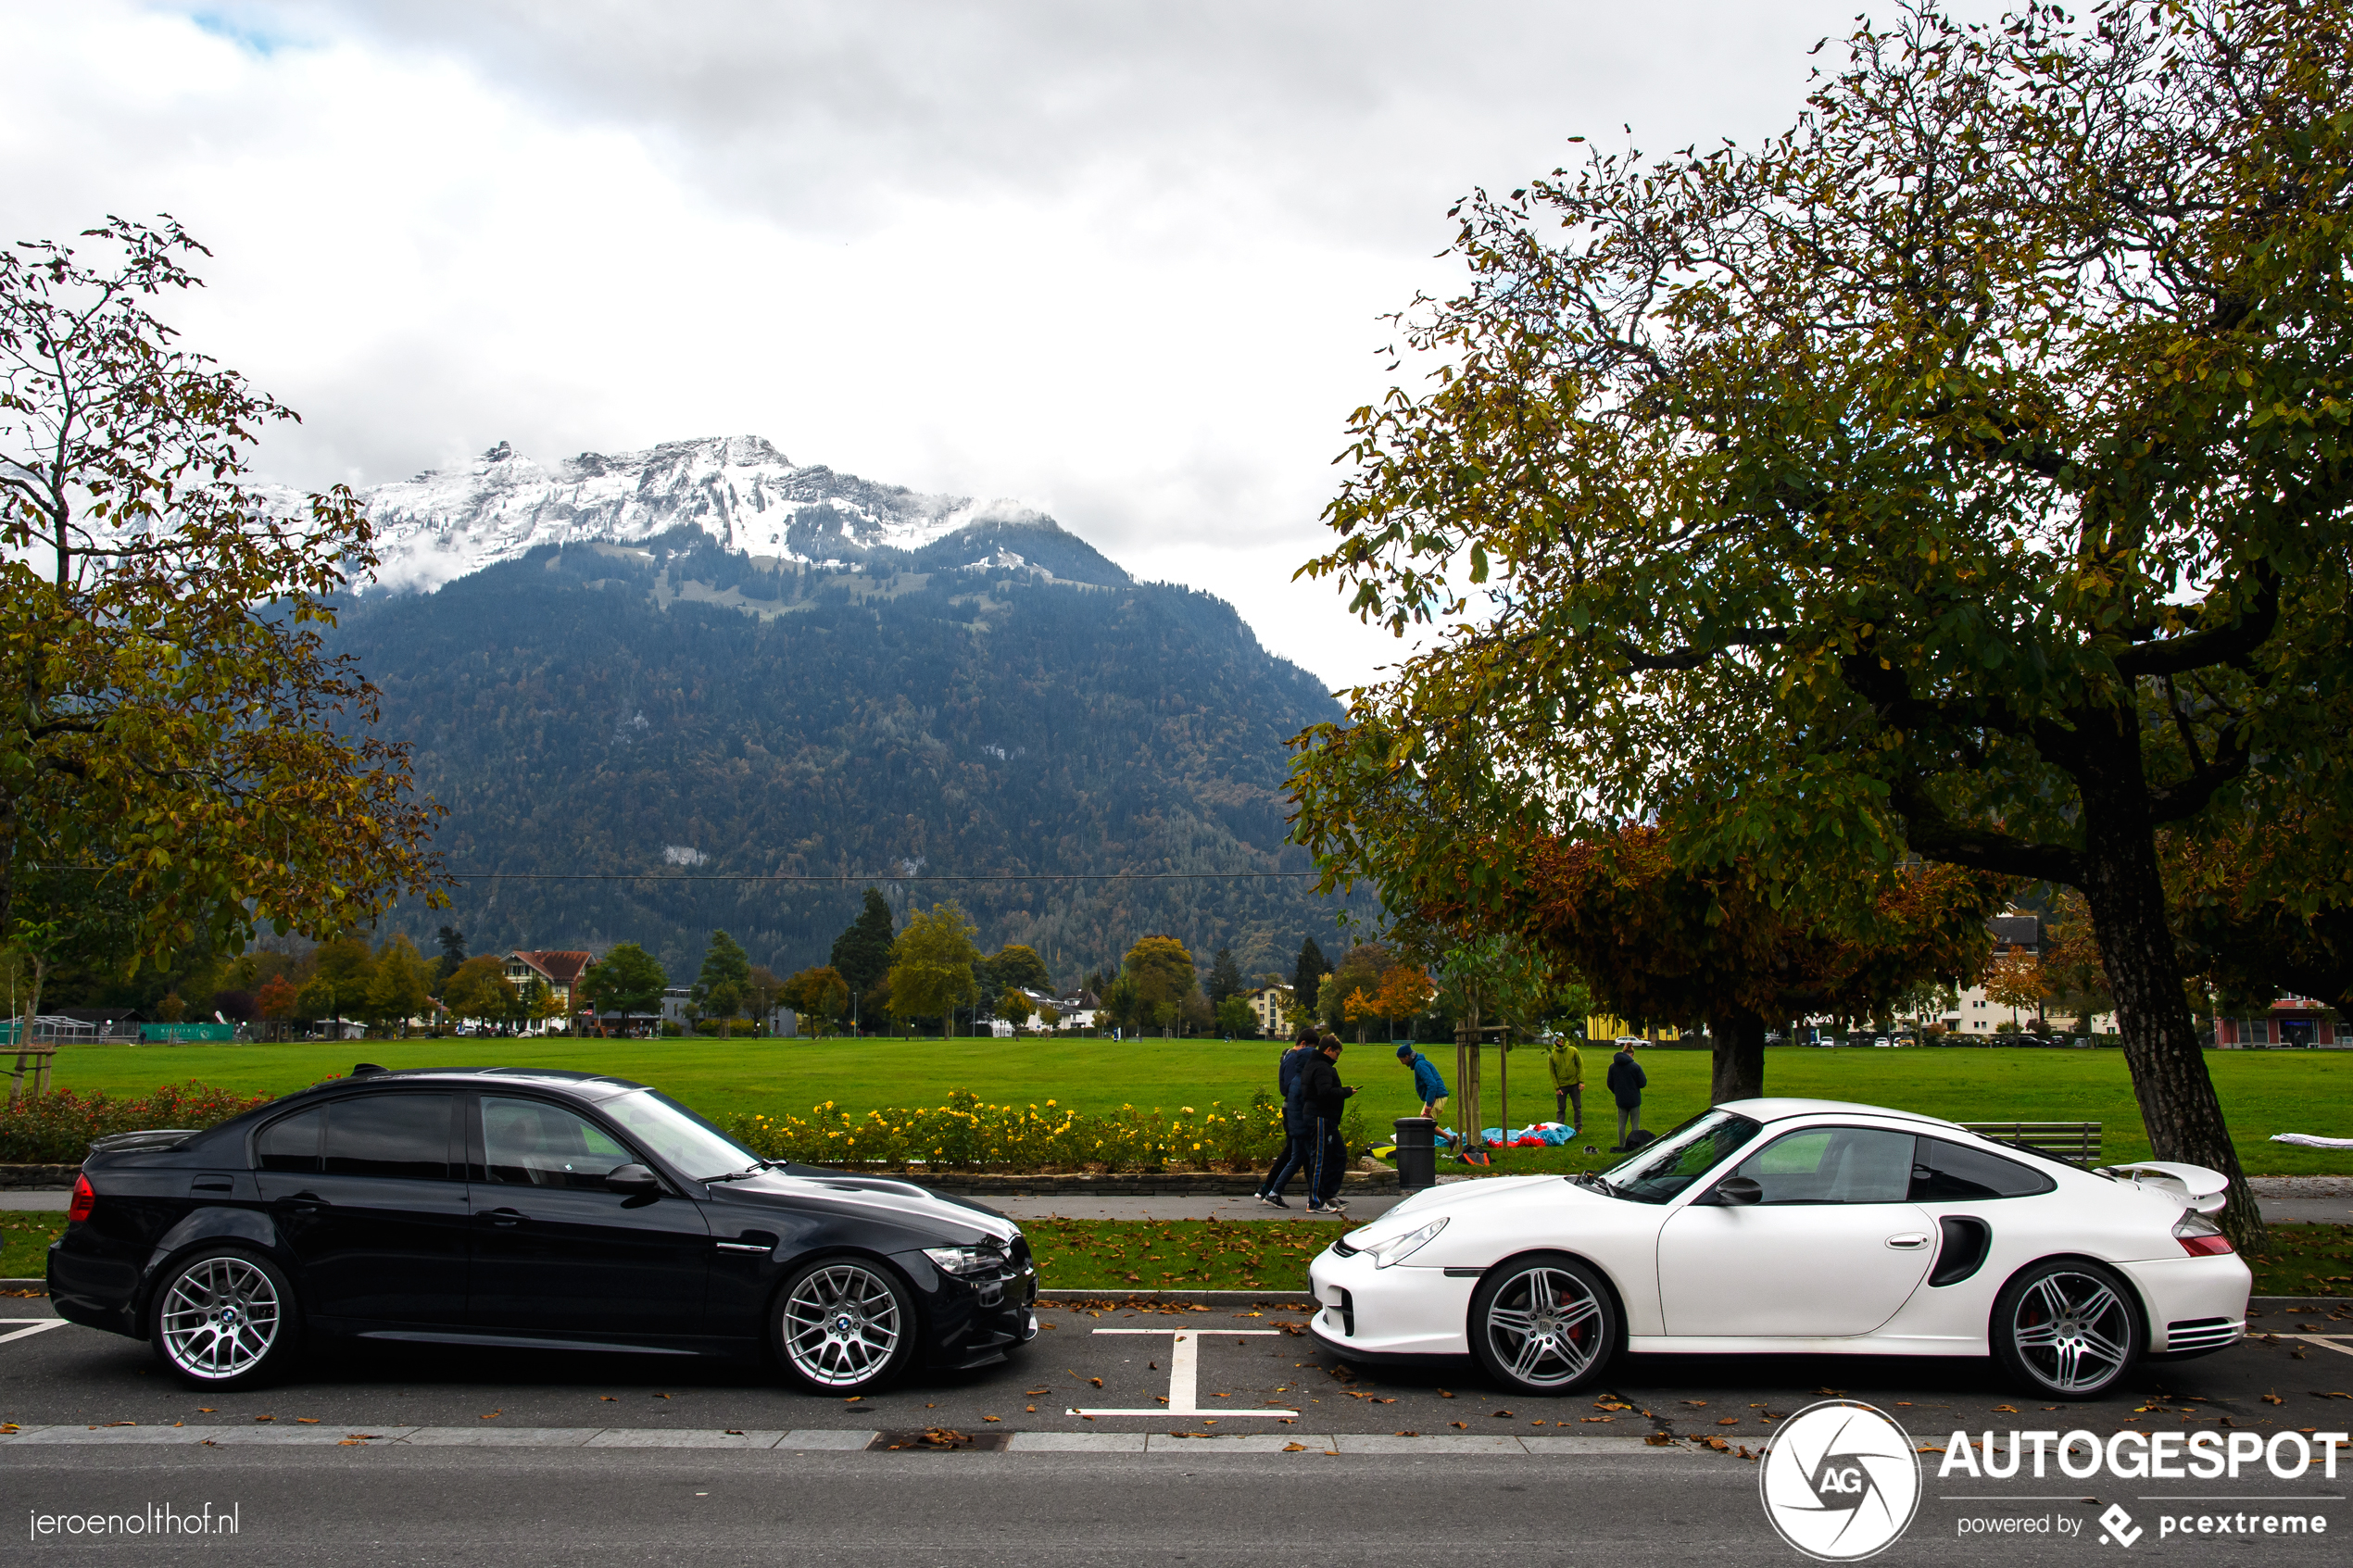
[4,1297,2349,1565]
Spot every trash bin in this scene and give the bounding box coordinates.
[1392,1116,1437,1192]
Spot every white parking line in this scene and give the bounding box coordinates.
[1068,1329,1297,1419]
[2290,1335,2353,1359]
[0,1319,67,1346]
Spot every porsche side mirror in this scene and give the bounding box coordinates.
[1711,1175,1763,1207]
[606,1162,660,1196]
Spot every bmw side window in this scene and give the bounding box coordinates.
[256,1107,323,1173]
[1909,1136,2056,1200]
[324,1095,455,1180]
[483,1096,633,1190]
[1732,1128,1916,1203]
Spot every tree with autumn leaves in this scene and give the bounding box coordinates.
[1290,2,2353,1248]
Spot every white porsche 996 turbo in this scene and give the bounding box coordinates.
[1308,1098,2250,1399]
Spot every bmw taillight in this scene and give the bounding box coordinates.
[68,1172,94,1223]
[2174,1210,2233,1257]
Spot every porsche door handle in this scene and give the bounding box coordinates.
[1885,1233,1931,1249]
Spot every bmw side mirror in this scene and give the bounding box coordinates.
[1712,1175,1763,1207]
[606,1162,660,1196]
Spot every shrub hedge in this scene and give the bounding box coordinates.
[724,1087,1367,1173]
[0,1084,271,1164]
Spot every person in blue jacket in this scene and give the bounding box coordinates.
[1396,1044,1447,1121]
[1255,1025,1323,1209]
[1607,1041,1648,1150]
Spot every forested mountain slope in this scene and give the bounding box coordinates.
[335,520,1358,984]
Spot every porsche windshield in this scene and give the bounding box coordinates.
[1600,1110,1765,1203]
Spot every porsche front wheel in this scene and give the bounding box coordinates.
[1467,1252,1618,1395]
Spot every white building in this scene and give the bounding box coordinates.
[1244,984,1292,1036]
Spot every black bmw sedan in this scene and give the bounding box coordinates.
[47,1065,1038,1394]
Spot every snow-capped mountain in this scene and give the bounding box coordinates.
[353,433,1053,594]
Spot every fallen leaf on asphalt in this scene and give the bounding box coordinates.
[841,1396,858,1403]
[481,1412,501,1421]
[1717,1418,1741,1426]
[1089,1378,1103,1388]
[601,1396,616,1402]
[1644,1433,1678,1447]
[1991,1405,2018,1413]
[1026,1406,1037,1413]
[1682,1400,1708,1408]
[724,1430,744,1436]
[2264,1394,2284,1405]
[1580,1416,1611,1424]
[1396,1430,1418,1437]
[1815,1387,1845,1396]
[1026,1389,1050,1396]
[1437,1389,1454,1399]
[254,1415,274,1424]
[1491,1410,1514,1418]
[983,1416,1000,1423]
[1916,1444,1945,1453]
[1283,1442,1308,1451]
[196,1409,214,1413]
[296,1418,320,1424]
[1450,1422,1467,1430]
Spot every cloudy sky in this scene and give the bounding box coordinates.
[9,0,1885,688]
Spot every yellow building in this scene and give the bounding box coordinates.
[1584,1015,1682,1043]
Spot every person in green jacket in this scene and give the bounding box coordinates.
[1546,1037,1584,1129]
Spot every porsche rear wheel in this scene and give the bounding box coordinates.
[1992,1259,2142,1398]
[1467,1252,1618,1395]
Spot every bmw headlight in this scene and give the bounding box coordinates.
[1351,1217,1448,1269]
[924,1245,1003,1277]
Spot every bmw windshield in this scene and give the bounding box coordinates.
[600,1088,765,1182]
[1592,1110,1765,1203]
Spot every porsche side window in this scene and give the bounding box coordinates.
[1732,1128,1916,1204]
[1607,1110,1765,1202]
[483,1096,634,1190]
[256,1107,323,1173]
[1909,1136,2057,1200]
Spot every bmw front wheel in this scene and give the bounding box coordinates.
[1467,1252,1618,1395]
[1992,1259,2142,1398]
[774,1256,917,1395]
[149,1248,300,1390]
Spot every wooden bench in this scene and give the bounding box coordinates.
[1961,1121,2100,1164]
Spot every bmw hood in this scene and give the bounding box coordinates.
[710,1170,1021,1244]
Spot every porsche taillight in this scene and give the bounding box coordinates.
[67,1172,94,1223]
[2173,1209,2232,1257]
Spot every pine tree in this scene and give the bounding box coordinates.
[829,888,895,1001]
[1207,946,1244,1005]
[1293,936,1330,1018]
[693,930,753,1021]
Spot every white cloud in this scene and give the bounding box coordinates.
[4,0,1918,687]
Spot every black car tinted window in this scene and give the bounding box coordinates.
[483,1096,634,1190]
[256,1107,323,1173]
[323,1094,453,1181]
[1910,1136,2056,1200]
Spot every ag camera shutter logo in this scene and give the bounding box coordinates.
[1758,1399,1923,1561]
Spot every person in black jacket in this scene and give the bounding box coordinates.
[1606,1042,1648,1150]
[1256,1026,1323,1209]
[1297,1034,1357,1214]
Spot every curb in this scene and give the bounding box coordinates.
[1038,1291,1314,1308]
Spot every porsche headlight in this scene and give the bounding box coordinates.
[924,1245,1003,1277]
[1352,1217,1448,1269]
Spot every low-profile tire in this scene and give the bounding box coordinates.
[1991,1258,2143,1399]
[1467,1252,1619,1396]
[146,1247,301,1391]
[773,1255,919,1396]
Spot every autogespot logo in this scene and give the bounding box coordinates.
[1758,1399,1923,1562]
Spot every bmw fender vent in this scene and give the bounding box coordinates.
[2166,1316,2239,1352]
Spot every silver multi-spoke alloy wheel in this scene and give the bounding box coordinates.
[1472,1255,1617,1394]
[2007,1268,2134,1393]
[781,1261,907,1390]
[157,1254,284,1383]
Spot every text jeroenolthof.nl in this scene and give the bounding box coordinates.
[28,1501,241,1538]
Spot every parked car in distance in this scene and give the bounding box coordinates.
[1308,1098,2246,1400]
[49,1065,1037,1394]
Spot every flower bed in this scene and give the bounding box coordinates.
[724,1087,1365,1173]
[0,1084,270,1164]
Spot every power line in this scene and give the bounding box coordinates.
[444,870,1318,883]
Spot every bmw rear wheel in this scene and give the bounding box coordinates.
[774,1257,917,1395]
[149,1248,300,1390]
[1992,1259,2143,1398]
[1467,1252,1618,1395]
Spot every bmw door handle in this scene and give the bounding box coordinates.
[481,1208,527,1227]
[1885,1233,1931,1249]
[280,1192,330,1211]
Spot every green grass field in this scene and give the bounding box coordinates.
[37,1035,2353,1174]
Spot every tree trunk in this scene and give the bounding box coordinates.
[1707,1007,1767,1104]
[2076,723,2265,1252]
